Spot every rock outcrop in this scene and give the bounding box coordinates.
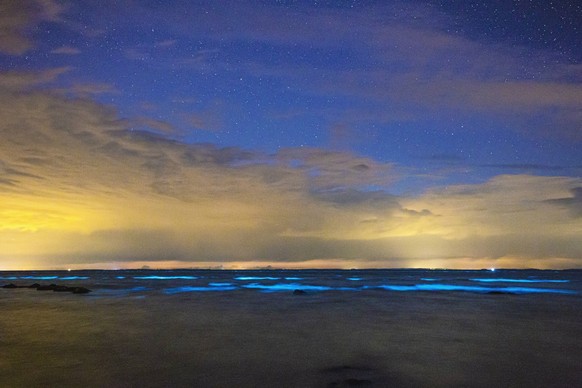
[2,283,92,294]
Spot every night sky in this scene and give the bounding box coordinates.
[1,0,581,270]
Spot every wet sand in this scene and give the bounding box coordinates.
[1,289,582,387]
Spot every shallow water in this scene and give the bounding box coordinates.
[1,269,582,387]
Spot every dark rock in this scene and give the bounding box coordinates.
[71,287,91,294]
[293,289,307,295]
[8,282,92,295]
[37,284,57,291]
[52,285,72,292]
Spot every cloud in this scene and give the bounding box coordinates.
[51,46,81,55]
[2,75,582,269]
[57,82,118,97]
[150,0,580,140]
[0,67,72,90]
[546,187,582,217]
[184,101,225,132]
[132,117,177,135]
[155,39,176,48]
[0,0,65,55]
[29,0,578,143]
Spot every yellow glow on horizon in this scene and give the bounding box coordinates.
[3,256,575,271]
[0,193,117,233]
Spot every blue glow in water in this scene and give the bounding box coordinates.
[59,276,90,280]
[241,283,332,292]
[421,278,439,281]
[116,276,126,279]
[93,286,150,297]
[234,276,280,280]
[284,277,303,280]
[129,286,149,292]
[499,287,576,294]
[366,285,419,292]
[134,276,198,280]
[0,276,18,280]
[470,278,569,283]
[346,277,362,281]
[365,284,576,294]
[164,286,237,294]
[208,282,233,287]
[20,276,58,280]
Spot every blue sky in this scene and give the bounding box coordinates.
[0,0,581,269]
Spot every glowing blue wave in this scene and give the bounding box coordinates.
[133,276,198,280]
[91,286,150,297]
[241,283,332,292]
[365,284,576,294]
[234,276,280,280]
[164,285,238,294]
[346,277,363,281]
[470,278,569,283]
[19,276,58,280]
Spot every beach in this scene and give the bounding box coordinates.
[2,270,582,387]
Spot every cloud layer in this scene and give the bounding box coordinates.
[1,73,581,269]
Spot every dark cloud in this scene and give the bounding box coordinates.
[546,187,582,217]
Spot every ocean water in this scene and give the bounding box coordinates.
[1,269,582,387]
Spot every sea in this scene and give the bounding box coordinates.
[1,268,582,387]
